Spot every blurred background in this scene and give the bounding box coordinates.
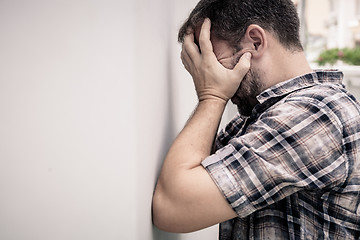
[1,0,360,240]
[295,0,360,97]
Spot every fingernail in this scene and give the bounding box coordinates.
[244,52,252,60]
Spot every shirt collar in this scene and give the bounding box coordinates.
[256,70,344,105]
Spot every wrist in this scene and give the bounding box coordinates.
[197,88,231,104]
[198,93,230,104]
[197,98,227,113]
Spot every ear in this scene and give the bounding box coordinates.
[240,24,267,58]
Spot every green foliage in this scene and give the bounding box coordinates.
[317,47,360,66]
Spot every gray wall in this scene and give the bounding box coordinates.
[0,0,220,239]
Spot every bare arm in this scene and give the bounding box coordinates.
[152,19,251,233]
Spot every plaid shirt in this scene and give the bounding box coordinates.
[202,71,360,239]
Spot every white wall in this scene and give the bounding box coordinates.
[0,0,219,239]
[0,0,137,239]
[327,0,357,49]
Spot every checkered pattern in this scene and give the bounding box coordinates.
[202,71,360,239]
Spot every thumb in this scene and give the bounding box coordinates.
[233,52,251,75]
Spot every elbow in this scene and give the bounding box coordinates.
[152,191,165,230]
[152,204,171,232]
[152,184,189,233]
[152,187,177,232]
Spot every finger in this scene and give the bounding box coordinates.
[233,52,251,76]
[181,48,192,72]
[181,41,194,66]
[198,18,214,56]
[183,33,201,64]
[184,28,195,43]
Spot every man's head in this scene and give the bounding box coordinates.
[178,0,305,116]
[178,0,302,51]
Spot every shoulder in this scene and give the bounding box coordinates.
[253,84,348,136]
[282,83,360,125]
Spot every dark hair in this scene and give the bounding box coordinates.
[178,0,303,51]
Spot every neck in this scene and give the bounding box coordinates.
[277,50,313,81]
[260,47,313,90]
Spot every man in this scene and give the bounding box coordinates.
[152,0,360,239]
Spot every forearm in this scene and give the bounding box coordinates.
[152,99,235,232]
[163,99,226,172]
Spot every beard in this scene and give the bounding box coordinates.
[231,69,264,116]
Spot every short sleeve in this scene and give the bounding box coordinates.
[202,98,348,217]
